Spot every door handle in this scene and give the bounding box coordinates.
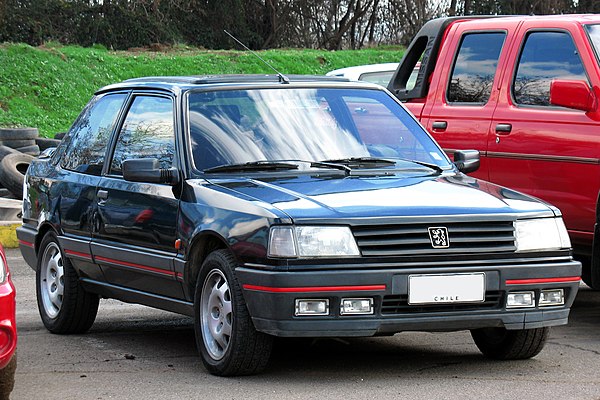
[97,190,108,203]
[432,121,448,131]
[495,123,512,134]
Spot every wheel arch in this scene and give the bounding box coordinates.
[185,231,231,300]
[35,223,59,259]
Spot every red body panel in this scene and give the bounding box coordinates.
[0,246,16,370]
[409,15,600,255]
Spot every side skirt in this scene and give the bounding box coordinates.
[80,278,194,317]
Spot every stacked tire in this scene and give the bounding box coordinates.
[0,128,61,199]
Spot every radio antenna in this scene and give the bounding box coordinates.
[224,30,290,84]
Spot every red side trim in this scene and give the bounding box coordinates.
[506,276,580,285]
[242,284,386,293]
[18,240,34,248]
[95,256,174,277]
[65,250,92,259]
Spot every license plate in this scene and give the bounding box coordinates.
[408,273,485,305]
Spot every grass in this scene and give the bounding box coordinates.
[0,43,404,137]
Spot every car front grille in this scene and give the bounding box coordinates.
[381,291,504,314]
[352,221,516,257]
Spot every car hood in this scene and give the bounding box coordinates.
[198,172,555,222]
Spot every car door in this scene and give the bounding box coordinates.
[91,92,184,299]
[488,24,600,252]
[423,21,519,181]
[54,92,128,281]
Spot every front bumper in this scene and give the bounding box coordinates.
[237,259,581,337]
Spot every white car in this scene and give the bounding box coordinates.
[326,63,399,86]
[326,62,420,90]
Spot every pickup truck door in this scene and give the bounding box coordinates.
[423,21,520,181]
[488,22,600,251]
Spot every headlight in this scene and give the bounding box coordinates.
[268,226,360,258]
[515,218,571,252]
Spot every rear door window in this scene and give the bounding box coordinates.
[513,31,587,106]
[61,93,127,175]
[447,32,506,104]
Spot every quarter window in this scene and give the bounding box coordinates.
[513,31,587,106]
[447,32,506,104]
[110,96,175,175]
[61,93,126,175]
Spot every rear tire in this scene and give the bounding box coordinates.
[194,249,273,376]
[471,327,549,360]
[36,232,99,334]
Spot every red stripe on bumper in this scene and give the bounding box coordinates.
[242,284,386,293]
[18,240,34,248]
[506,276,580,285]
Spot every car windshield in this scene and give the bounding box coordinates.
[586,24,600,64]
[187,87,451,172]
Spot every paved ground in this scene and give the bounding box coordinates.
[7,248,600,400]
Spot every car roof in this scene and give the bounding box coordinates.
[95,74,356,94]
[326,63,400,80]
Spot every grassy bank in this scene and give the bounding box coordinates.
[0,43,404,137]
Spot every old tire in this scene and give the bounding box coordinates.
[0,153,34,199]
[194,249,273,376]
[0,139,36,149]
[0,127,38,140]
[36,232,99,334]
[0,146,18,162]
[36,137,61,150]
[471,327,549,360]
[16,144,40,156]
[0,354,16,400]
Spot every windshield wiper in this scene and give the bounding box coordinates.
[309,161,352,175]
[396,158,444,174]
[203,161,299,173]
[320,157,396,168]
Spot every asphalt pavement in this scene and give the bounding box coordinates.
[6,248,600,400]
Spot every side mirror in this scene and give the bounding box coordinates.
[550,79,597,112]
[454,150,480,174]
[122,158,179,185]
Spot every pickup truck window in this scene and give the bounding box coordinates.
[513,31,587,106]
[447,32,506,104]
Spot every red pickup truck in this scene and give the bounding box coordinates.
[389,15,600,289]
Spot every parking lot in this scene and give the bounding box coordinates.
[6,247,600,399]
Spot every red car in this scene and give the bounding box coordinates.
[0,245,16,398]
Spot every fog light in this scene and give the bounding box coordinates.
[295,299,329,316]
[540,289,564,306]
[341,298,374,315]
[506,291,535,308]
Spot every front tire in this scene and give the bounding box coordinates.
[194,249,273,376]
[471,327,549,360]
[36,232,99,334]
